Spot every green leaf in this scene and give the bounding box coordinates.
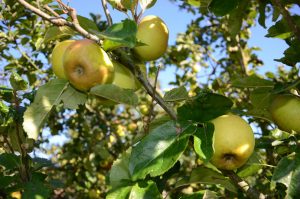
[22,180,51,199]
[77,15,101,34]
[107,185,133,199]
[110,149,132,188]
[275,39,300,66]
[248,87,273,120]
[97,19,137,49]
[164,86,189,102]
[186,0,201,7]
[0,174,18,189]
[129,181,161,199]
[0,153,20,170]
[44,26,75,43]
[32,157,53,171]
[286,154,300,199]
[129,121,190,181]
[258,0,267,28]
[266,16,300,39]
[209,0,239,16]
[90,84,138,106]
[231,75,274,88]
[60,86,87,109]
[250,87,273,108]
[139,0,157,9]
[0,101,9,114]
[227,0,250,37]
[9,71,28,91]
[237,152,263,177]
[23,79,68,140]
[272,155,296,187]
[193,123,214,162]
[177,92,233,122]
[176,166,237,193]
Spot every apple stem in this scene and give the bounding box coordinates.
[221,170,266,199]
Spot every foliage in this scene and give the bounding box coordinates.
[0,0,300,198]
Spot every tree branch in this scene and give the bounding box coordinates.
[272,0,300,41]
[221,170,266,199]
[17,0,101,43]
[16,0,177,120]
[101,0,113,26]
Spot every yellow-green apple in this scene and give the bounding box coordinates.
[112,61,139,90]
[269,94,300,133]
[134,15,169,61]
[210,114,255,170]
[51,40,75,79]
[63,39,114,91]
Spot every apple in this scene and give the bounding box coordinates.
[269,94,300,133]
[210,114,255,170]
[63,39,114,91]
[112,61,139,90]
[51,40,75,79]
[134,15,169,61]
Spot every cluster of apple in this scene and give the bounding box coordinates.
[50,15,168,92]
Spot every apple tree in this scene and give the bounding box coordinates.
[0,0,300,198]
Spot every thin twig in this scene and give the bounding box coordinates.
[144,66,161,133]
[17,0,101,43]
[272,0,300,41]
[43,4,61,17]
[221,170,266,199]
[101,0,113,26]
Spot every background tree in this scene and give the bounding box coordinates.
[0,0,299,198]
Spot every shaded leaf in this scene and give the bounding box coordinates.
[193,123,214,162]
[272,155,296,187]
[266,16,300,39]
[9,71,27,91]
[60,86,87,109]
[110,149,132,188]
[164,86,189,102]
[286,154,300,199]
[227,0,250,37]
[176,166,237,193]
[0,153,20,170]
[23,79,68,140]
[209,0,239,16]
[77,15,101,34]
[44,26,75,43]
[275,39,300,66]
[231,75,274,88]
[22,180,51,199]
[177,92,233,122]
[90,84,138,106]
[237,152,263,177]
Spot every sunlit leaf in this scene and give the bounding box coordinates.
[129,121,191,180]
[44,26,75,43]
[23,79,68,140]
[90,84,138,106]
[193,123,214,162]
[164,86,189,102]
